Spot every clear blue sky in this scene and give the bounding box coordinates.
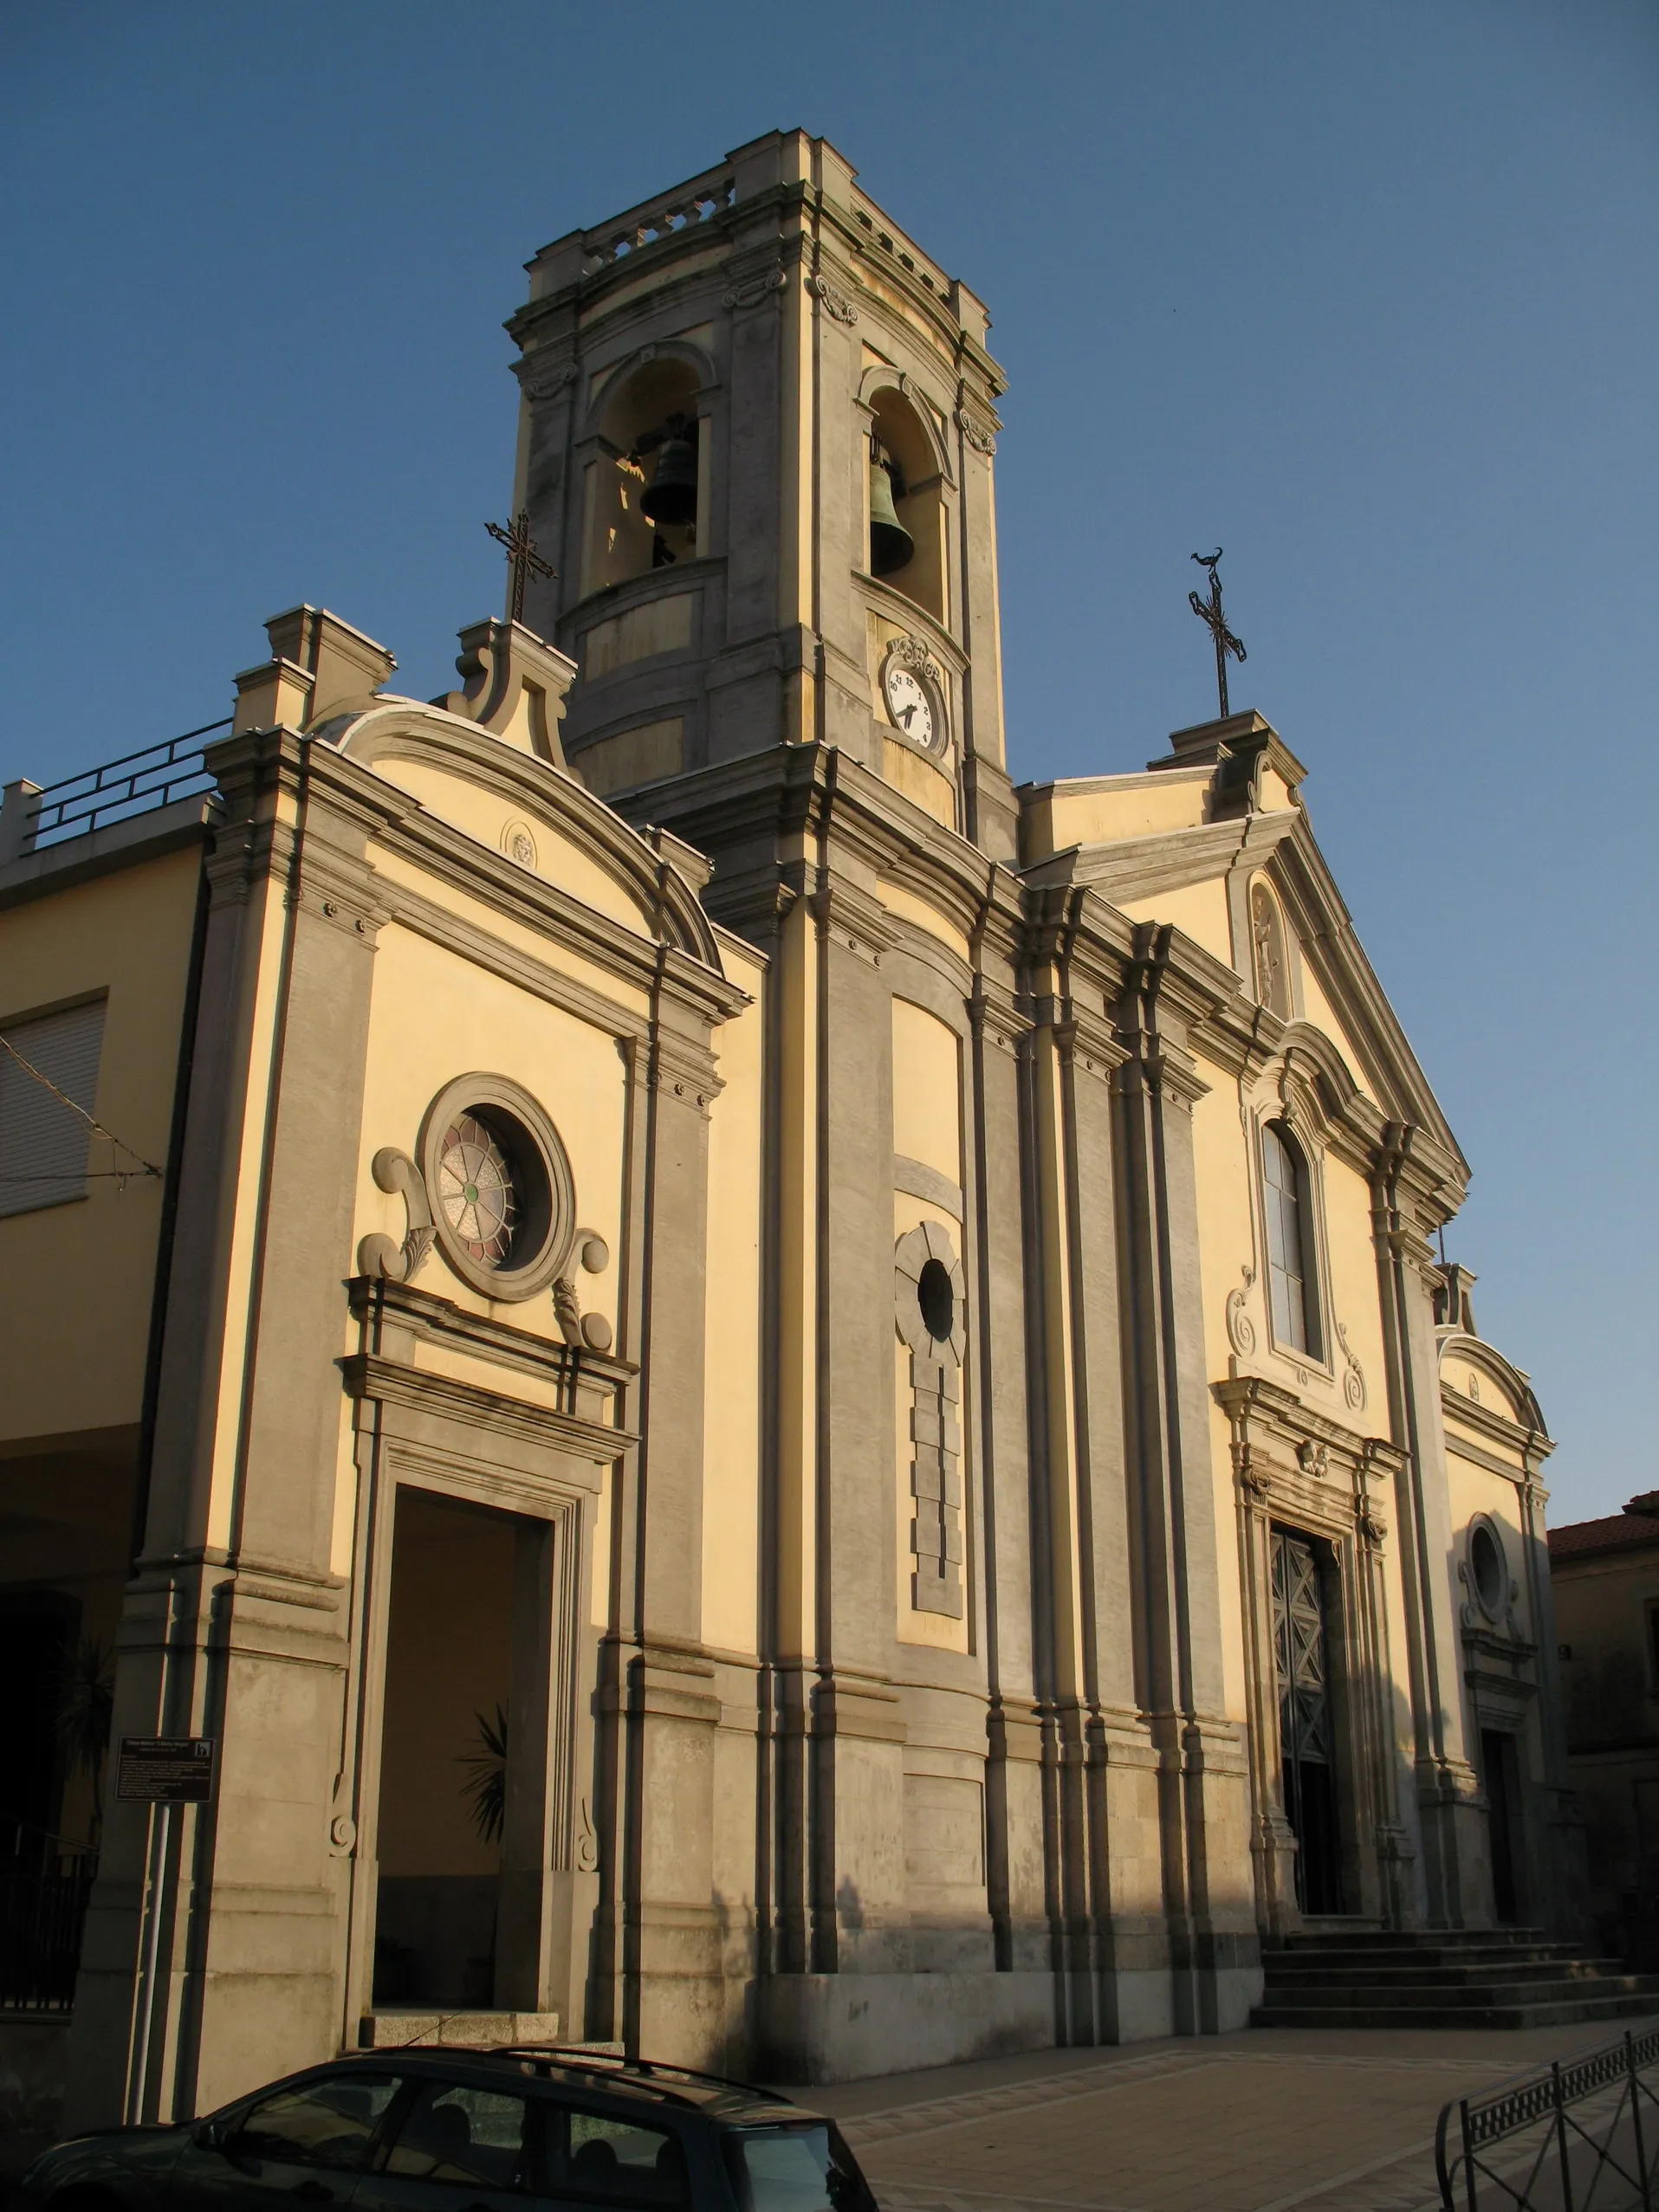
[3,3,1653,1520]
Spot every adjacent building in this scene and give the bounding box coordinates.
[1552,1497,1659,1966]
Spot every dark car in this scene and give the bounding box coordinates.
[16,2045,881,2212]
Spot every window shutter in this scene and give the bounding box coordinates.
[0,1000,107,1218]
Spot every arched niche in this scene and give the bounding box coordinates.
[864,379,949,624]
[1250,876,1293,1019]
[580,352,707,596]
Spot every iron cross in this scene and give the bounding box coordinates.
[485,509,556,624]
[1189,548,1247,719]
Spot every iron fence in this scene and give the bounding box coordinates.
[24,720,229,848]
[0,1815,98,2013]
[1438,2025,1659,2209]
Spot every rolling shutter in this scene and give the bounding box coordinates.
[0,1000,107,1218]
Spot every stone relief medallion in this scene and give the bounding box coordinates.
[502,818,539,870]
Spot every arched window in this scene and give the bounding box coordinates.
[1262,1122,1320,1357]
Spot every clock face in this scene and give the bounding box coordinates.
[884,662,935,750]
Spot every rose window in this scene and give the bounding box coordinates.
[436,1111,517,1267]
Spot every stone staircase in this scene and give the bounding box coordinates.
[1254,1928,1659,2030]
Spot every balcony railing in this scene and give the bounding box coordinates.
[2,720,229,865]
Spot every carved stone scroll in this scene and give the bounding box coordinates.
[358,1148,434,1282]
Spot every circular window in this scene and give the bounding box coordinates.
[436,1111,529,1268]
[917,1258,956,1343]
[1469,1522,1506,1617]
[420,1076,574,1301]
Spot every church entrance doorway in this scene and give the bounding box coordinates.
[1481,1727,1520,1924]
[373,1488,518,2010]
[1271,1528,1344,1916]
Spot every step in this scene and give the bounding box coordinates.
[1252,1992,1659,2032]
[1277,1925,1556,1947]
[1262,1957,1634,1988]
[1254,1976,1659,2012]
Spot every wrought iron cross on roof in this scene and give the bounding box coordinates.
[1189,547,1247,718]
[485,508,556,625]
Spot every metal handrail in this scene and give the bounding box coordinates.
[23,719,229,847]
[1437,2025,1659,2208]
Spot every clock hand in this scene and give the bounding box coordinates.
[899,704,916,728]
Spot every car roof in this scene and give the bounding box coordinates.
[328,2046,824,2125]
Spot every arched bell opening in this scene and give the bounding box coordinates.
[866,387,946,624]
[580,358,704,595]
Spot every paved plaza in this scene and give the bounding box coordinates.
[801,2014,1659,2212]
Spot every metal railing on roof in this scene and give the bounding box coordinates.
[3,721,229,861]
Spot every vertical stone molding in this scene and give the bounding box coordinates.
[894,1220,968,1616]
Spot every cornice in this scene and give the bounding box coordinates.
[1268,814,1467,1180]
[342,1350,635,1465]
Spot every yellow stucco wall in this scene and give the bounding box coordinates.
[1021,771,1211,858]
[891,995,962,1182]
[0,844,201,1446]
[1117,880,1235,967]
[372,758,649,935]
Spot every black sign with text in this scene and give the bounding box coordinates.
[116,1737,217,1804]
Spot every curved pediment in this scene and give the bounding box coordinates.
[1439,1331,1547,1438]
[321,700,723,971]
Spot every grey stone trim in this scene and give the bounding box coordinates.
[894,1155,963,1219]
[895,1221,967,1618]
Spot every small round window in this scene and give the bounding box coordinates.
[421,1077,574,1301]
[917,1258,956,1343]
[1469,1522,1506,1617]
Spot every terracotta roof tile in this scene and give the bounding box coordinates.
[1550,1512,1659,1560]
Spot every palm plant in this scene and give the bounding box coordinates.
[457,1703,509,1845]
[54,1633,115,1840]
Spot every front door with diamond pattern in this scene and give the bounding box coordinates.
[1271,1529,1344,1914]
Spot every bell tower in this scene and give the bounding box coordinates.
[506,130,1015,859]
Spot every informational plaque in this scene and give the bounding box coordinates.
[116,1736,217,1804]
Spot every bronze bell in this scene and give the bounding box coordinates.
[868,445,913,575]
[640,417,698,528]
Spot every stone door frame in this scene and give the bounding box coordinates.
[1217,1374,1414,1940]
[335,1282,627,2047]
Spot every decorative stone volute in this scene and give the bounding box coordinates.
[437,618,577,766]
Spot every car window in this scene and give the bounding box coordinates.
[553,2105,689,2207]
[385,2080,535,2191]
[723,2125,876,2212]
[231,2070,401,2170]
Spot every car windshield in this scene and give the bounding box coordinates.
[723,2124,875,2212]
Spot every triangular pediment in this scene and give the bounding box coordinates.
[1021,791,1463,1182]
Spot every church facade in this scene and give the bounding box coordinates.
[0,133,1579,2130]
